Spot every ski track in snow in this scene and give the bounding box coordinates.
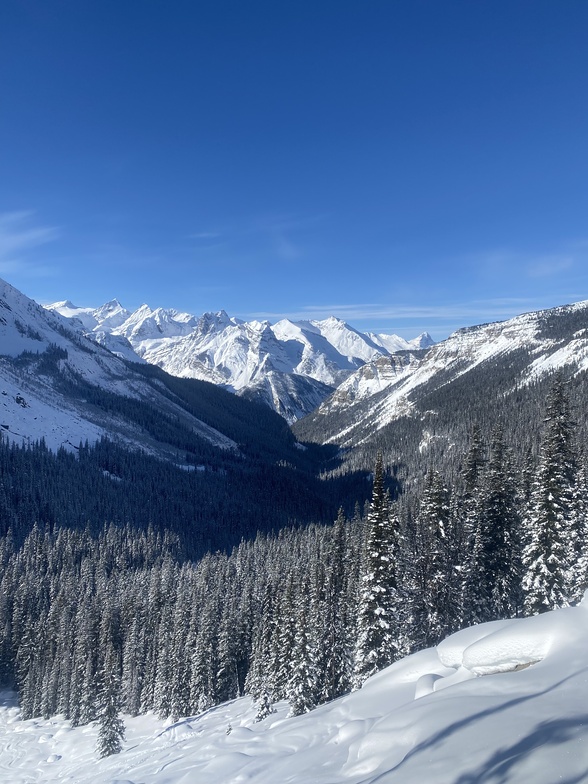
[2,599,588,783]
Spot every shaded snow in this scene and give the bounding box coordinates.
[3,600,588,783]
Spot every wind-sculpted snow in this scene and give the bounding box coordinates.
[2,600,588,783]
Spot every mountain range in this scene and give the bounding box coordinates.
[0,275,371,555]
[1,279,586,483]
[46,299,434,422]
[294,300,588,475]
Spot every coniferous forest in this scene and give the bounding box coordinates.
[0,373,586,753]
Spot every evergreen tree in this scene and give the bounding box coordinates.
[567,456,588,603]
[320,510,352,701]
[523,376,577,614]
[466,427,522,622]
[405,470,458,651]
[353,454,399,687]
[96,643,125,758]
[287,578,317,716]
[254,687,275,722]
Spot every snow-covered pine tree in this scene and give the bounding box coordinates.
[96,643,125,758]
[272,572,296,700]
[254,686,275,722]
[189,595,219,713]
[458,426,486,625]
[404,470,458,651]
[353,454,399,688]
[320,509,352,701]
[169,579,193,721]
[523,375,577,614]
[468,427,522,622]
[570,458,588,601]
[245,582,276,700]
[287,576,318,716]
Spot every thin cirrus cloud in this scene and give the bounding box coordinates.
[526,255,574,278]
[0,211,60,277]
[249,299,550,324]
[190,232,222,240]
[190,212,327,261]
[468,243,584,280]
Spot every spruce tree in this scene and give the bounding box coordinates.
[254,687,275,722]
[287,578,317,716]
[405,470,458,651]
[353,454,399,688]
[320,510,352,701]
[523,375,577,614]
[468,427,522,622]
[96,643,125,758]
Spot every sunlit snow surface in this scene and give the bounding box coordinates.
[3,600,588,784]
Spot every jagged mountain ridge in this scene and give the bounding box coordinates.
[294,300,588,473]
[46,299,434,422]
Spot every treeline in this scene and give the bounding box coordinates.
[0,375,585,757]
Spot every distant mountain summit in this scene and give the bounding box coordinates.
[47,300,433,422]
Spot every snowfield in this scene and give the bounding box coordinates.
[2,599,588,784]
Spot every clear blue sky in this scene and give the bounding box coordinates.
[1,0,587,340]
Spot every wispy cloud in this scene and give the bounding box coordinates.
[259,212,329,262]
[248,298,549,324]
[190,231,222,240]
[467,241,586,280]
[526,255,574,278]
[189,212,329,263]
[0,211,60,277]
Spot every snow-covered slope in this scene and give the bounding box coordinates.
[0,278,236,454]
[48,299,431,422]
[298,300,588,446]
[3,599,588,784]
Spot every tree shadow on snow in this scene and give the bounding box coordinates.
[454,714,588,784]
[373,668,588,784]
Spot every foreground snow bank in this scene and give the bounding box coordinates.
[2,598,588,784]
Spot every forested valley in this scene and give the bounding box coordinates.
[1,372,585,756]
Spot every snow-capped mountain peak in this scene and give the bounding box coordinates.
[47,297,436,422]
[409,331,435,349]
[196,309,234,335]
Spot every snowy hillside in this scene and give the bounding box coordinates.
[47,299,432,422]
[0,278,237,454]
[298,300,588,446]
[2,599,587,784]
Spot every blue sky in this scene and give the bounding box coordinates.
[1,1,587,340]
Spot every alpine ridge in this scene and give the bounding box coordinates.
[46,299,434,422]
[294,300,588,475]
